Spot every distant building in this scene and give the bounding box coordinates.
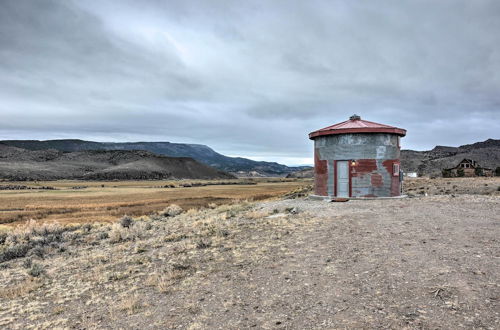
[443,159,493,177]
[404,172,418,178]
[309,115,406,198]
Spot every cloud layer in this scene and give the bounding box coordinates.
[1,0,499,164]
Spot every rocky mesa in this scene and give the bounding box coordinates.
[0,144,235,181]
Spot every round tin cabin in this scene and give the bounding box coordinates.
[309,115,406,198]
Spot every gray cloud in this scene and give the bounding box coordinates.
[0,0,499,165]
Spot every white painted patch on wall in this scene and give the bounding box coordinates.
[376,146,386,159]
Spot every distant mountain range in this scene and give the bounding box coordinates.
[0,144,234,181]
[285,168,314,178]
[2,138,496,180]
[0,139,310,177]
[401,139,500,176]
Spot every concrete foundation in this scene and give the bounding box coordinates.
[309,194,408,201]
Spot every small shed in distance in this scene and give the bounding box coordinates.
[309,115,406,198]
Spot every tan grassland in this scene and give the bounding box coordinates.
[0,179,311,226]
[0,177,498,329]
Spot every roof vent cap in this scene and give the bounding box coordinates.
[349,114,361,121]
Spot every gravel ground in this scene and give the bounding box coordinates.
[211,194,500,329]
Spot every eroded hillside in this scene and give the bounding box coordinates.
[0,144,234,181]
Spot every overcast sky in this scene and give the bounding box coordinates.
[1,0,499,165]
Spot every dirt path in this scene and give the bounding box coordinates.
[1,195,498,329]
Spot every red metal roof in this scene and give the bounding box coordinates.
[309,115,406,139]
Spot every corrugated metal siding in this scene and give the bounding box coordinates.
[314,133,402,197]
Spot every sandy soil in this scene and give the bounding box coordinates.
[0,189,498,329]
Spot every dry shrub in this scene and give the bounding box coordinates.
[184,208,198,217]
[283,185,313,199]
[192,212,227,230]
[214,204,233,213]
[109,221,149,243]
[0,220,79,263]
[5,220,64,245]
[164,232,187,242]
[195,238,211,249]
[0,231,7,245]
[134,243,147,254]
[118,295,142,315]
[27,262,44,277]
[0,277,43,299]
[147,263,192,293]
[0,244,31,262]
[216,228,230,238]
[147,273,175,293]
[160,204,183,217]
[156,275,172,293]
[109,223,125,243]
[129,221,149,240]
[245,210,270,220]
[119,215,133,228]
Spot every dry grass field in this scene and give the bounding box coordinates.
[0,179,311,226]
[0,177,498,329]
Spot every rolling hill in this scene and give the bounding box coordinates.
[0,144,235,181]
[400,138,500,176]
[0,140,310,176]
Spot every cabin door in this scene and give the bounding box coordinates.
[336,161,350,197]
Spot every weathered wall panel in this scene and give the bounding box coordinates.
[314,133,402,197]
[313,148,328,196]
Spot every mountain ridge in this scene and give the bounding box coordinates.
[2,138,497,178]
[0,144,235,181]
[401,138,500,176]
[0,139,310,176]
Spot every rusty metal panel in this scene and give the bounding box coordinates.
[352,159,377,175]
[314,132,403,197]
[351,159,393,197]
[370,173,383,187]
[313,148,328,196]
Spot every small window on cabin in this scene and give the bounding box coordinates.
[393,164,400,176]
